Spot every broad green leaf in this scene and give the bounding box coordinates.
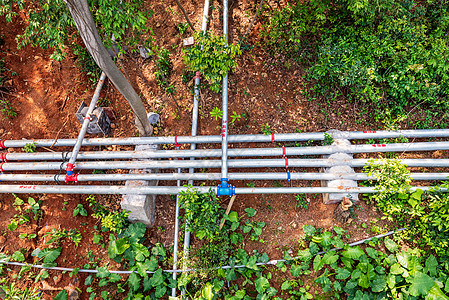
[96,267,110,278]
[266,287,277,296]
[150,269,164,287]
[231,221,239,231]
[128,272,140,292]
[320,232,333,247]
[334,280,342,291]
[124,223,147,243]
[155,285,167,298]
[112,238,130,255]
[226,269,235,281]
[425,255,438,277]
[358,273,370,289]
[303,224,316,236]
[336,268,351,280]
[323,252,339,265]
[342,246,365,260]
[108,273,121,283]
[291,264,302,277]
[244,208,257,217]
[132,243,150,262]
[54,290,68,300]
[390,263,405,275]
[228,211,239,222]
[333,226,346,235]
[12,251,25,262]
[281,280,291,290]
[426,282,449,300]
[313,255,325,272]
[372,276,387,293]
[38,247,62,263]
[235,290,246,299]
[296,249,312,262]
[255,277,270,294]
[386,273,396,289]
[384,238,398,253]
[396,251,410,269]
[409,272,435,297]
[365,247,378,259]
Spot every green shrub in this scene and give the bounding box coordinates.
[183,31,241,93]
[261,0,449,116]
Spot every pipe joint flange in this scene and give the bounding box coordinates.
[66,163,75,176]
[65,173,79,183]
[217,179,235,197]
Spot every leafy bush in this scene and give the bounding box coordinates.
[289,225,449,299]
[261,0,449,116]
[1,0,151,60]
[183,31,241,93]
[364,158,449,258]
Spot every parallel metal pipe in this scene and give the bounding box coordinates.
[5,141,449,161]
[0,185,444,195]
[220,0,229,182]
[181,2,211,294]
[2,158,449,171]
[2,129,449,149]
[66,72,107,175]
[1,172,448,182]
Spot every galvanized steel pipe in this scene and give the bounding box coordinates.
[66,72,107,176]
[5,141,449,161]
[1,172,448,182]
[2,158,449,171]
[3,129,449,149]
[0,185,444,195]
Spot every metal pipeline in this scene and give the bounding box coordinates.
[1,172,448,182]
[2,158,449,171]
[181,1,211,295]
[217,0,233,197]
[2,129,449,149]
[66,72,107,178]
[0,185,445,195]
[5,141,449,161]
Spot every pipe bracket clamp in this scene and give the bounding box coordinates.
[217,179,235,197]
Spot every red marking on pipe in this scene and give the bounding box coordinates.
[0,162,3,172]
[19,185,36,190]
[0,140,5,150]
[285,157,289,169]
[193,71,201,79]
[372,144,386,147]
[282,146,286,158]
[271,133,275,143]
[222,134,225,137]
[0,153,7,162]
[363,131,377,133]
[84,116,93,121]
[223,120,227,124]
[174,136,180,148]
[65,174,79,183]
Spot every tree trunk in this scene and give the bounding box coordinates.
[63,0,152,136]
[333,197,353,223]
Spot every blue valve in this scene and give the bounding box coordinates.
[217,179,235,196]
